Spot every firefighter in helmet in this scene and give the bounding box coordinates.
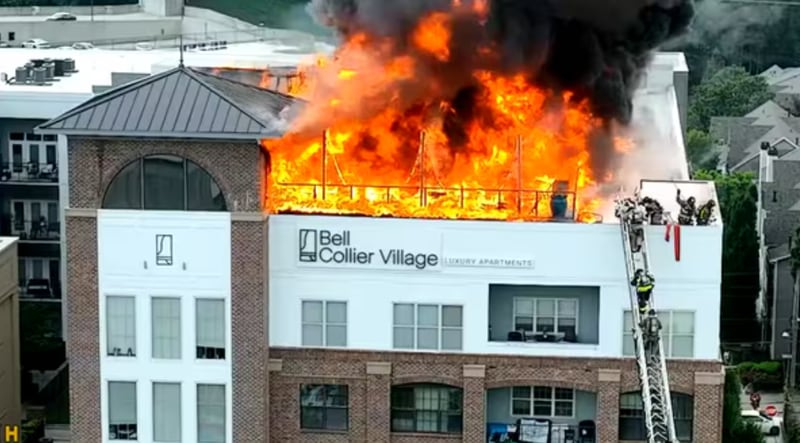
[631,269,655,314]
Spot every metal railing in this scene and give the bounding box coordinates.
[10,218,60,241]
[0,162,58,183]
[19,279,60,300]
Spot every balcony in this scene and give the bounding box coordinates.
[9,218,60,242]
[488,284,600,349]
[1,162,58,183]
[20,278,61,300]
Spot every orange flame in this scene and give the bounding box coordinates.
[262,8,609,223]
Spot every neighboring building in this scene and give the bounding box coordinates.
[0,237,21,429]
[760,64,800,113]
[37,57,724,442]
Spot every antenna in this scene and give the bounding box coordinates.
[179,0,185,67]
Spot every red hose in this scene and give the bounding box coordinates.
[665,223,671,242]
[674,224,681,262]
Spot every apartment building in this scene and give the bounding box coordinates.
[0,237,21,429]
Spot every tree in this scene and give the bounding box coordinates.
[686,128,719,172]
[694,170,760,343]
[723,369,765,443]
[688,66,774,132]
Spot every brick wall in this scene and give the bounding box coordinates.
[269,348,724,443]
[65,137,268,442]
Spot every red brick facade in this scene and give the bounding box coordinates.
[64,138,724,443]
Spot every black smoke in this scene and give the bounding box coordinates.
[304,0,695,175]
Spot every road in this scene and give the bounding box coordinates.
[742,391,785,443]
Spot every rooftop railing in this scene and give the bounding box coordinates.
[0,162,58,183]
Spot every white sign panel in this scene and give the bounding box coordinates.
[297,228,443,271]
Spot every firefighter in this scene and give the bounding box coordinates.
[750,391,761,410]
[696,200,716,226]
[631,269,655,313]
[676,189,696,225]
[640,309,662,352]
[641,196,664,225]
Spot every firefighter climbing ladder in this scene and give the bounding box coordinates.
[617,199,680,443]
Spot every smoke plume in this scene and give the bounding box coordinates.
[300,0,695,179]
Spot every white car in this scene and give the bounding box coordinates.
[71,42,94,50]
[21,38,50,49]
[741,410,781,436]
[46,12,77,21]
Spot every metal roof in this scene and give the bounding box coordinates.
[36,65,301,140]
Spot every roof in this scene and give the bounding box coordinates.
[0,237,18,255]
[36,65,302,140]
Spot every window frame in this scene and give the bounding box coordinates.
[195,298,226,361]
[618,391,694,441]
[390,384,463,434]
[299,384,350,431]
[101,155,227,211]
[512,297,580,336]
[392,303,464,351]
[106,295,137,358]
[151,297,182,360]
[300,300,348,347]
[509,386,576,418]
[108,381,138,441]
[622,310,695,358]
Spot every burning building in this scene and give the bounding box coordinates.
[35,0,723,442]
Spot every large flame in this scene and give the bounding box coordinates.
[261,2,608,222]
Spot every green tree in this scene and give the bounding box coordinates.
[694,170,759,342]
[688,66,774,132]
[685,128,719,172]
[723,369,765,443]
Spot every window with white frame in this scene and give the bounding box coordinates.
[510,386,574,418]
[7,132,57,168]
[622,310,694,358]
[301,300,347,347]
[108,381,137,440]
[10,199,59,239]
[153,382,181,442]
[197,384,226,443]
[513,298,578,336]
[196,299,225,360]
[152,298,181,359]
[107,296,136,357]
[393,304,463,351]
[18,257,58,297]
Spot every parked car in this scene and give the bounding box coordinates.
[0,41,9,48]
[46,12,77,21]
[71,42,94,50]
[741,410,781,436]
[21,38,50,49]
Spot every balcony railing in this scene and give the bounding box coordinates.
[10,218,60,241]
[1,162,58,183]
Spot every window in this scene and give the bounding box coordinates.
[102,155,226,211]
[196,299,225,360]
[391,384,463,434]
[153,383,181,442]
[300,384,349,431]
[107,296,136,357]
[510,386,574,417]
[18,257,58,299]
[5,132,57,181]
[197,384,226,443]
[393,304,463,351]
[623,310,694,358]
[108,381,137,440]
[152,298,181,359]
[9,199,60,240]
[8,32,15,41]
[619,392,694,441]
[301,301,347,347]
[513,298,578,337]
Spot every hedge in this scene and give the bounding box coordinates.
[737,361,784,392]
[723,369,765,443]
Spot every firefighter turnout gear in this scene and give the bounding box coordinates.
[631,269,655,313]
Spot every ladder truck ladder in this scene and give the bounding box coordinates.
[618,202,680,443]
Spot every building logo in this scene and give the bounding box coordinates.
[3,425,19,443]
[298,229,318,262]
[155,234,173,266]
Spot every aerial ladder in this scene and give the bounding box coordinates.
[616,197,680,443]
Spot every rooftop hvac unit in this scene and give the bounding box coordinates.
[43,62,54,80]
[32,67,46,85]
[53,59,65,76]
[15,67,28,83]
[63,58,76,73]
[30,58,44,68]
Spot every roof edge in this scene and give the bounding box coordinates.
[33,128,285,140]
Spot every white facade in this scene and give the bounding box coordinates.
[97,210,232,443]
[269,214,722,360]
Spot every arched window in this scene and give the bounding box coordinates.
[619,391,694,442]
[391,384,463,434]
[103,155,227,211]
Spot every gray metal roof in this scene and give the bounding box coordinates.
[36,65,302,140]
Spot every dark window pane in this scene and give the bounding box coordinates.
[326,408,348,430]
[103,160,142,209]
[9,132,24,140]
[144,156,185,210]
[46,145,57,165]
[187,160,226,211]
[300,384,349,431]
[300,407,324,429]
[390,384,463,434]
